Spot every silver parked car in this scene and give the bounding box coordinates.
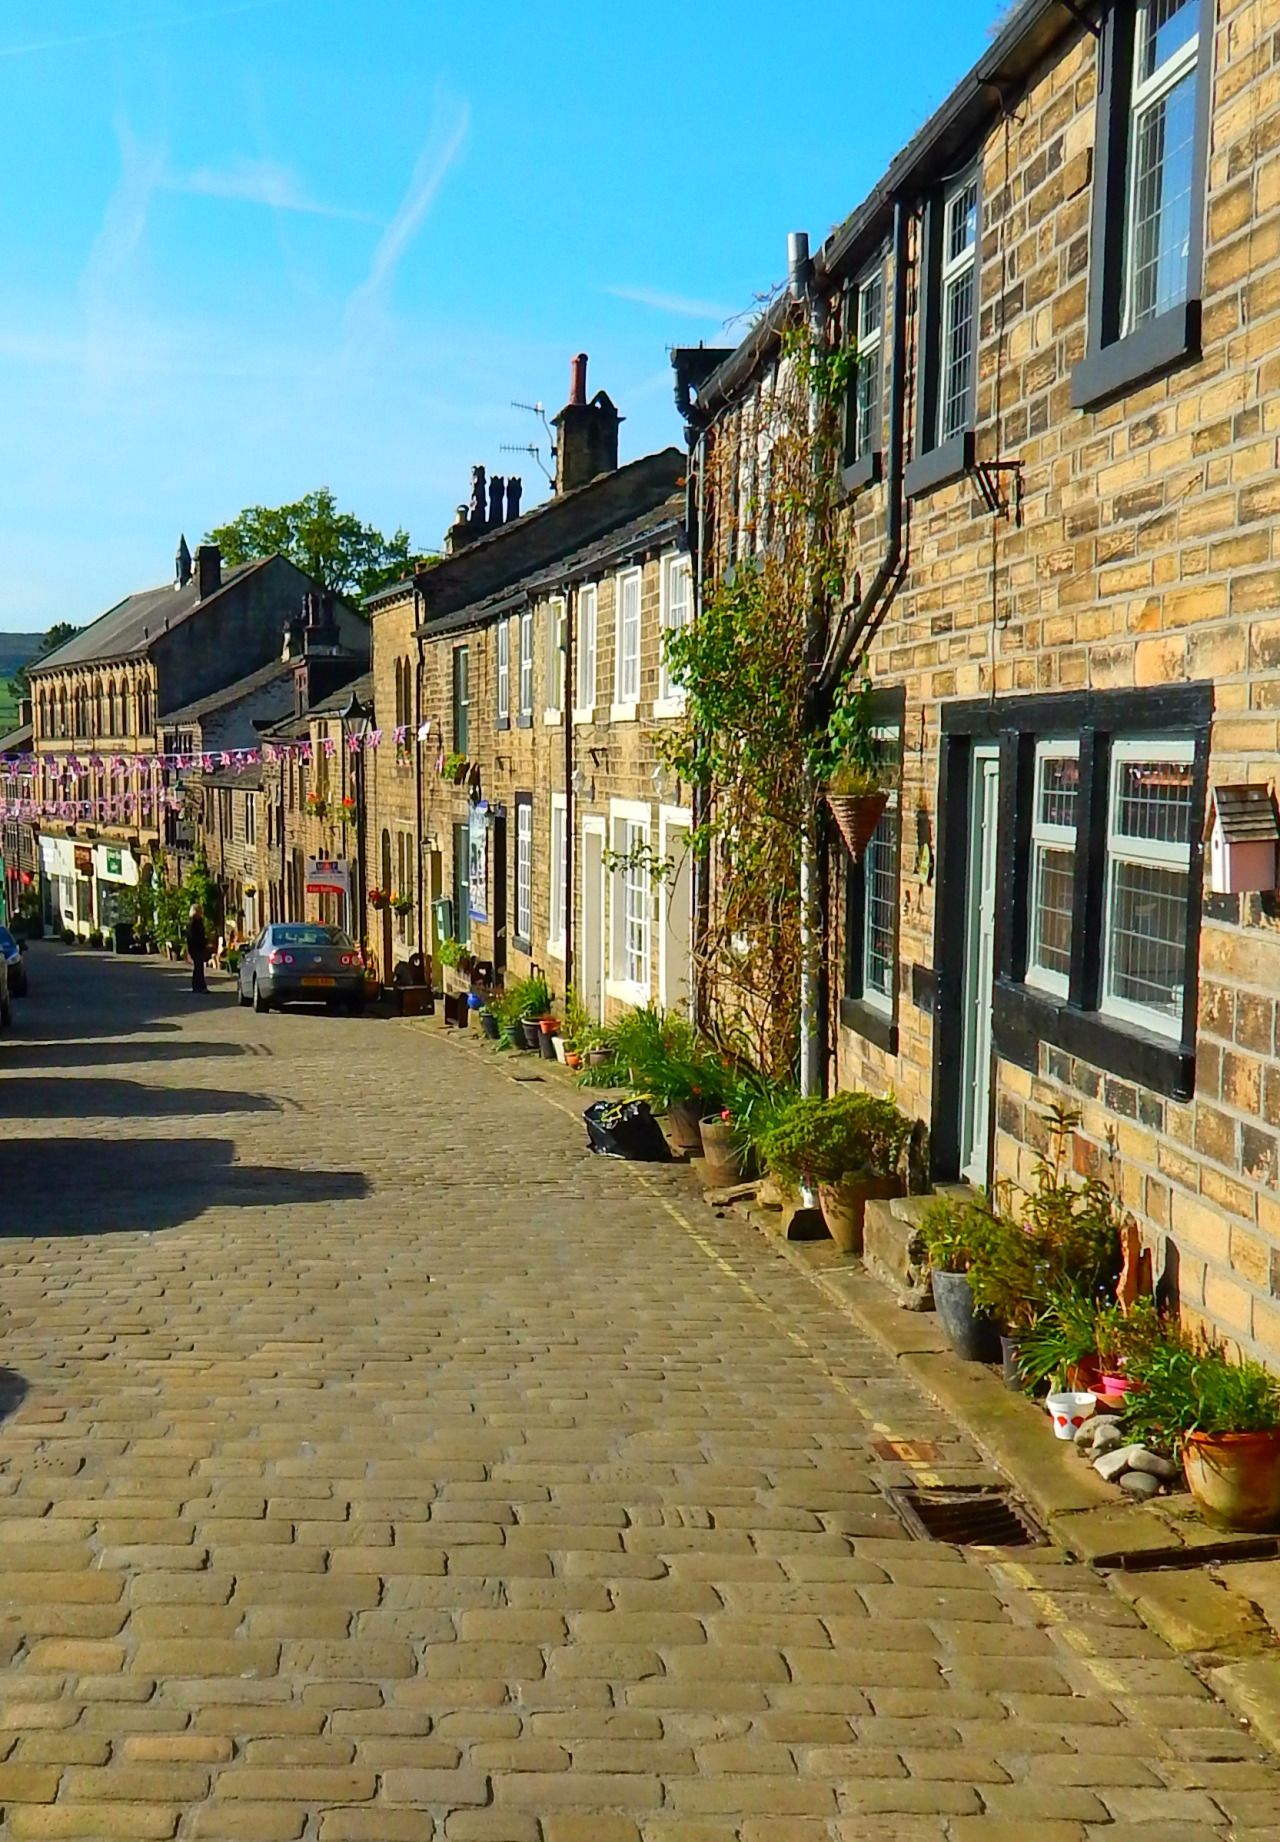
[237,923,365,1014]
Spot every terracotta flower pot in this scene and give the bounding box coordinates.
[826,789,888,859]
[665,1101,704,1154]
[565,1051,582,1070]
[699,1116,746,1187]
[1183,1430,1280,1532]
[539,1016,560,1035]
[815,1173,904,1256]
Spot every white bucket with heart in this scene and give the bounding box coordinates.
[1046,1390,1097,1440]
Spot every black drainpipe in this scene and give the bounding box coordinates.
[814,194,909,712]
[414,599,426,966]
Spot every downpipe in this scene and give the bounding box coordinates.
[791,228,825,1103]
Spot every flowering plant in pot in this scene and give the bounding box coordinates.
[758,1090,912,1254]
[391,892,414,917]
[368,887,390,912]
[305,791,329,818]
[1122,1333,1280,1531]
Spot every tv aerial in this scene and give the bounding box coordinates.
[502,399,554,483]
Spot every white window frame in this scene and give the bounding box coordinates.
[607,797,652,1003]
[574,583,597,722]
[655,553,692,717]
[937,170,979,446]
[1100,735,1195,1040]
[395,825,414,947]
[548,792,567,958]
[518,611,534,719]
[859,728,900,1017]
[515,796,532,947]
[1122,0,1201,336]
[849,267,884,462]
[496,620,510,724]
[611,568,642,721]
[658,805,692,1014]
[544,597,566,724]
[1026,740,1080,1001]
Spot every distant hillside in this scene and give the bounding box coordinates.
[0,633,41,684]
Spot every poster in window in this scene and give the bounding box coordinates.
[469,805,488,922]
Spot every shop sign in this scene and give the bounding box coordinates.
[74,846,93,877]
[105,849,122,876]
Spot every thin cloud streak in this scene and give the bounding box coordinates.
[605,284,735,323]
[0,0,286,60]
[168,157,380,224]
[346,94,471,326]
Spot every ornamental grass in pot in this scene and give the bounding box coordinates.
[1122,1334,1280,1531]
[918,1195,1004,1362]
[758,1090,911,1254]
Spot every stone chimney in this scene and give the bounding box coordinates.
[18,695,32,729]
[175,534,192,589]
[488,473,506,529]
[552,353,621,494]
[195,543,222,599]
[506,477,523,521]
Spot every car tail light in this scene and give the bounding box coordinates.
[268,949,295,966]
[339,953,357,966]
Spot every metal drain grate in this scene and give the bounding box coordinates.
[887,1484,1045,1548]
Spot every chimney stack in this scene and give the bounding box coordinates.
[506,476,522,521]
[488,473,506,529]
[195,543,221,599]
[175,534,192,589]
[552,352,621,494]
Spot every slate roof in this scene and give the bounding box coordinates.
[423,493,687,640]
[260,671,374,744]
[365,449,685,632]
[0,721,33,755]
[200,768,264,792]
[163,657,295,727]
[32,561,269,674]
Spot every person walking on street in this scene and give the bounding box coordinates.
[187,903,208,993]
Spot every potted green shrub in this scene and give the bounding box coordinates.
[918,1194,1004,1361]
[1123,1335,1280,1531]
[759,1091,912,1253]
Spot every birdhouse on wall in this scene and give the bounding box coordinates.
[1209,785,1280,895]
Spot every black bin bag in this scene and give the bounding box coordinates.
[583,1097,672,1161]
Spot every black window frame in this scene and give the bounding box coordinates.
[905,161,981,500]
[932,685,1210,1181]
[453,820,471,948]
[512,790,532,953]
[840,685,905,1054]
[1071,0,1214,411]
[839,258,886,497]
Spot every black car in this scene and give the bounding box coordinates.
[0,926,28,997]
[237,923,365,1013]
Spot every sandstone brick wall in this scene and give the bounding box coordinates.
[705,0,1280,1359]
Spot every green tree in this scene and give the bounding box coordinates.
[9,621,82,700]
[206,489,419,603]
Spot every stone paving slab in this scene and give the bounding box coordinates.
[0,944,1276,1837]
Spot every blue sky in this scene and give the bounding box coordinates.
[0,0,1002,634]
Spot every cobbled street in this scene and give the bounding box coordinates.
[0,945,1278,1842]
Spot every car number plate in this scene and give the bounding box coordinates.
[302,974,335,987]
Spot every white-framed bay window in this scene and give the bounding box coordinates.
[612,568,642,719]
[548,792,567,958]
[1101,738,1195,1038]
[544,597,566,723]
[574,583,598,720]
[496,619,510,725]
[1124,0,1201,333]
[607,798,651,1001]
[656,553,692,716]
[514,793,532,949]
[1027,741,1080,998]
[518,611,534,721]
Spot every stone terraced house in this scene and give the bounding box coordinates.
[364,357,690,1013]
[687,0,1280,1360]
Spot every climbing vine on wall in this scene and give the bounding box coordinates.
[659,308,859,1079]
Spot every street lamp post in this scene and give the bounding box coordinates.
[341,690,369,947]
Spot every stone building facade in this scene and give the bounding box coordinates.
[692,0,1280,1358]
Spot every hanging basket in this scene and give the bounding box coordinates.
[826,789,888,859]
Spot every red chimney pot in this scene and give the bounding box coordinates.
[569,353,588,407]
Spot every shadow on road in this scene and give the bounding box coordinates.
[0,1040,247,1070]
[0,1137,367,1234]
[0,1369,28,1421]
[11,1077,279,1119]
